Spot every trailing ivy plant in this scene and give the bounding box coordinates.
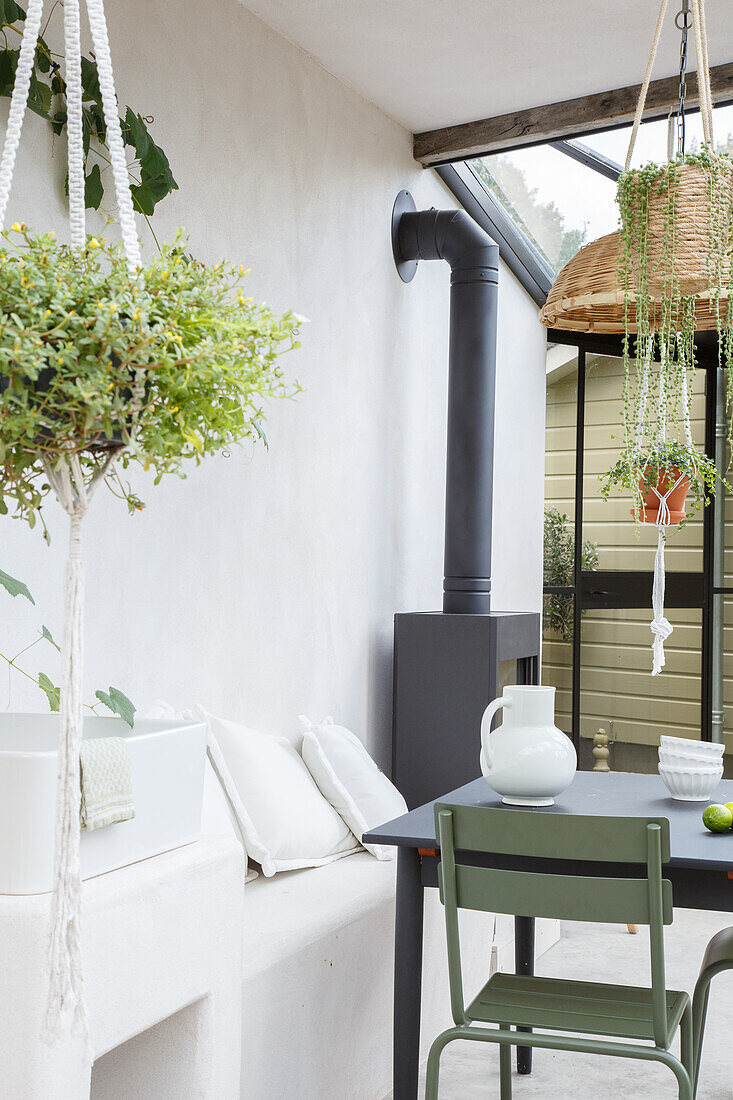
[0,224,302,537]
[0,0,177,221]
[0,564,135,721]
[604,146,733,519]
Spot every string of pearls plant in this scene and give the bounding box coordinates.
[601,147,733,520]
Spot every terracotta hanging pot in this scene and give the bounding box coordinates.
[634,465,691,524]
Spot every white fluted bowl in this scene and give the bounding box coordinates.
[658,762,724,802]
[659,749,724,770]
[659,736,724,760]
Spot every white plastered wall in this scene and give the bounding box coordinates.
[0,0,546,768]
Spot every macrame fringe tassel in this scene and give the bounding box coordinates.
[651,523,673,676]
[42,509,90,1051]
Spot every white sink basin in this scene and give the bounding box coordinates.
[0,714,206,894]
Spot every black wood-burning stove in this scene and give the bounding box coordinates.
[390,192,541,808]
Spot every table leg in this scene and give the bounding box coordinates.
[394,846,425,1100]
[515,915,535,1074]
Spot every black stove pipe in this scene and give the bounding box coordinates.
[394,203,499,614]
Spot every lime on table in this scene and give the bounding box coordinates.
[703,804,733,833]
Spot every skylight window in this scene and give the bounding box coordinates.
[471,103,733,276]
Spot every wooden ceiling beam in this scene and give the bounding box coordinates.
[414,61,733,167]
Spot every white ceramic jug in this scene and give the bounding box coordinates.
[479,685,576,806]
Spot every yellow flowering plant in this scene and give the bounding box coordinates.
[0,225,302,535]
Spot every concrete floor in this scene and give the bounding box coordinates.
[397,910,733,1099]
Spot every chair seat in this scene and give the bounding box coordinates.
[467,973,689,1045]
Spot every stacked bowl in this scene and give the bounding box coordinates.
[658,736,724,801]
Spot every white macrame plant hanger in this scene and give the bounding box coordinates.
[624,0,713,676]
[634,340,694,676]
[0,0,141,1044]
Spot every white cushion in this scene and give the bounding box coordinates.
[200,710,360,877]
[299,716,407,860]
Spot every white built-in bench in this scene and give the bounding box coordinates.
[198,744,558,1100]
[239,851,492,1100]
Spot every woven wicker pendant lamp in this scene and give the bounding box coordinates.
[539,0,731,336]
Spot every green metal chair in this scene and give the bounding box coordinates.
[691,925,733,1097]
[426,803,693,1099]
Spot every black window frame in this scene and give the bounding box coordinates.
[544,330,726,751]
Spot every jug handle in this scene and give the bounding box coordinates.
[481,696,511,771]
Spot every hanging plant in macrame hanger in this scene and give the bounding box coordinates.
[0,0,301,1052]
[541,0,733,676]
[0,0,148,1047]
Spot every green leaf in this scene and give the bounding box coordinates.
[122,106,152,156]
[0,49,18,98]
[81,111,91,156]
[80,56,101,104]
[41,624,60,650]
[0,0,24,24]
[85,102,106,143]
[27,71,52,119]
[95,686,136,728]
[84,163,103,210]
[252,420,268,448]
[50,106,66,136]
[124,108,178,209]
[38,672,60,712]
[0,567,34,603]
[130,182,155,216]
[35,37,51,73]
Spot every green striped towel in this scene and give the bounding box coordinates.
[79,736,135,831]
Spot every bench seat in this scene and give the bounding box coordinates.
[240,851,493,1100]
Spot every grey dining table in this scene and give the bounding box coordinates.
[363,769,733,1100]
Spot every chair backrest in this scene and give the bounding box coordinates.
[434,803,672,1045]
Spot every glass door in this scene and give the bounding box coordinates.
[542,336,719,774]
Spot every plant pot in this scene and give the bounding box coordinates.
[640,160,733,299]
[0,365,133,453]
[634,465,690,525]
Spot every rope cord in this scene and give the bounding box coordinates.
[625,0,669,171]
[691,0,714,143]
[680,340,694,447]
[646,338,692,675]
[625,0,716,170]
[657,339,667,444]
[63,0,85,250]
[85,0,141,271]
[42,452,112,1047]
[0,0,45,228]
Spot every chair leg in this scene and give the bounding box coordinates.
[425,1039,442,1100]
[674,1063,693,1100]
[425,1028,462,1100]
[662,1052,693,1100]
[680,1003,694,1083]
[499,1025,512,1100]
[692,977,712,1098]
